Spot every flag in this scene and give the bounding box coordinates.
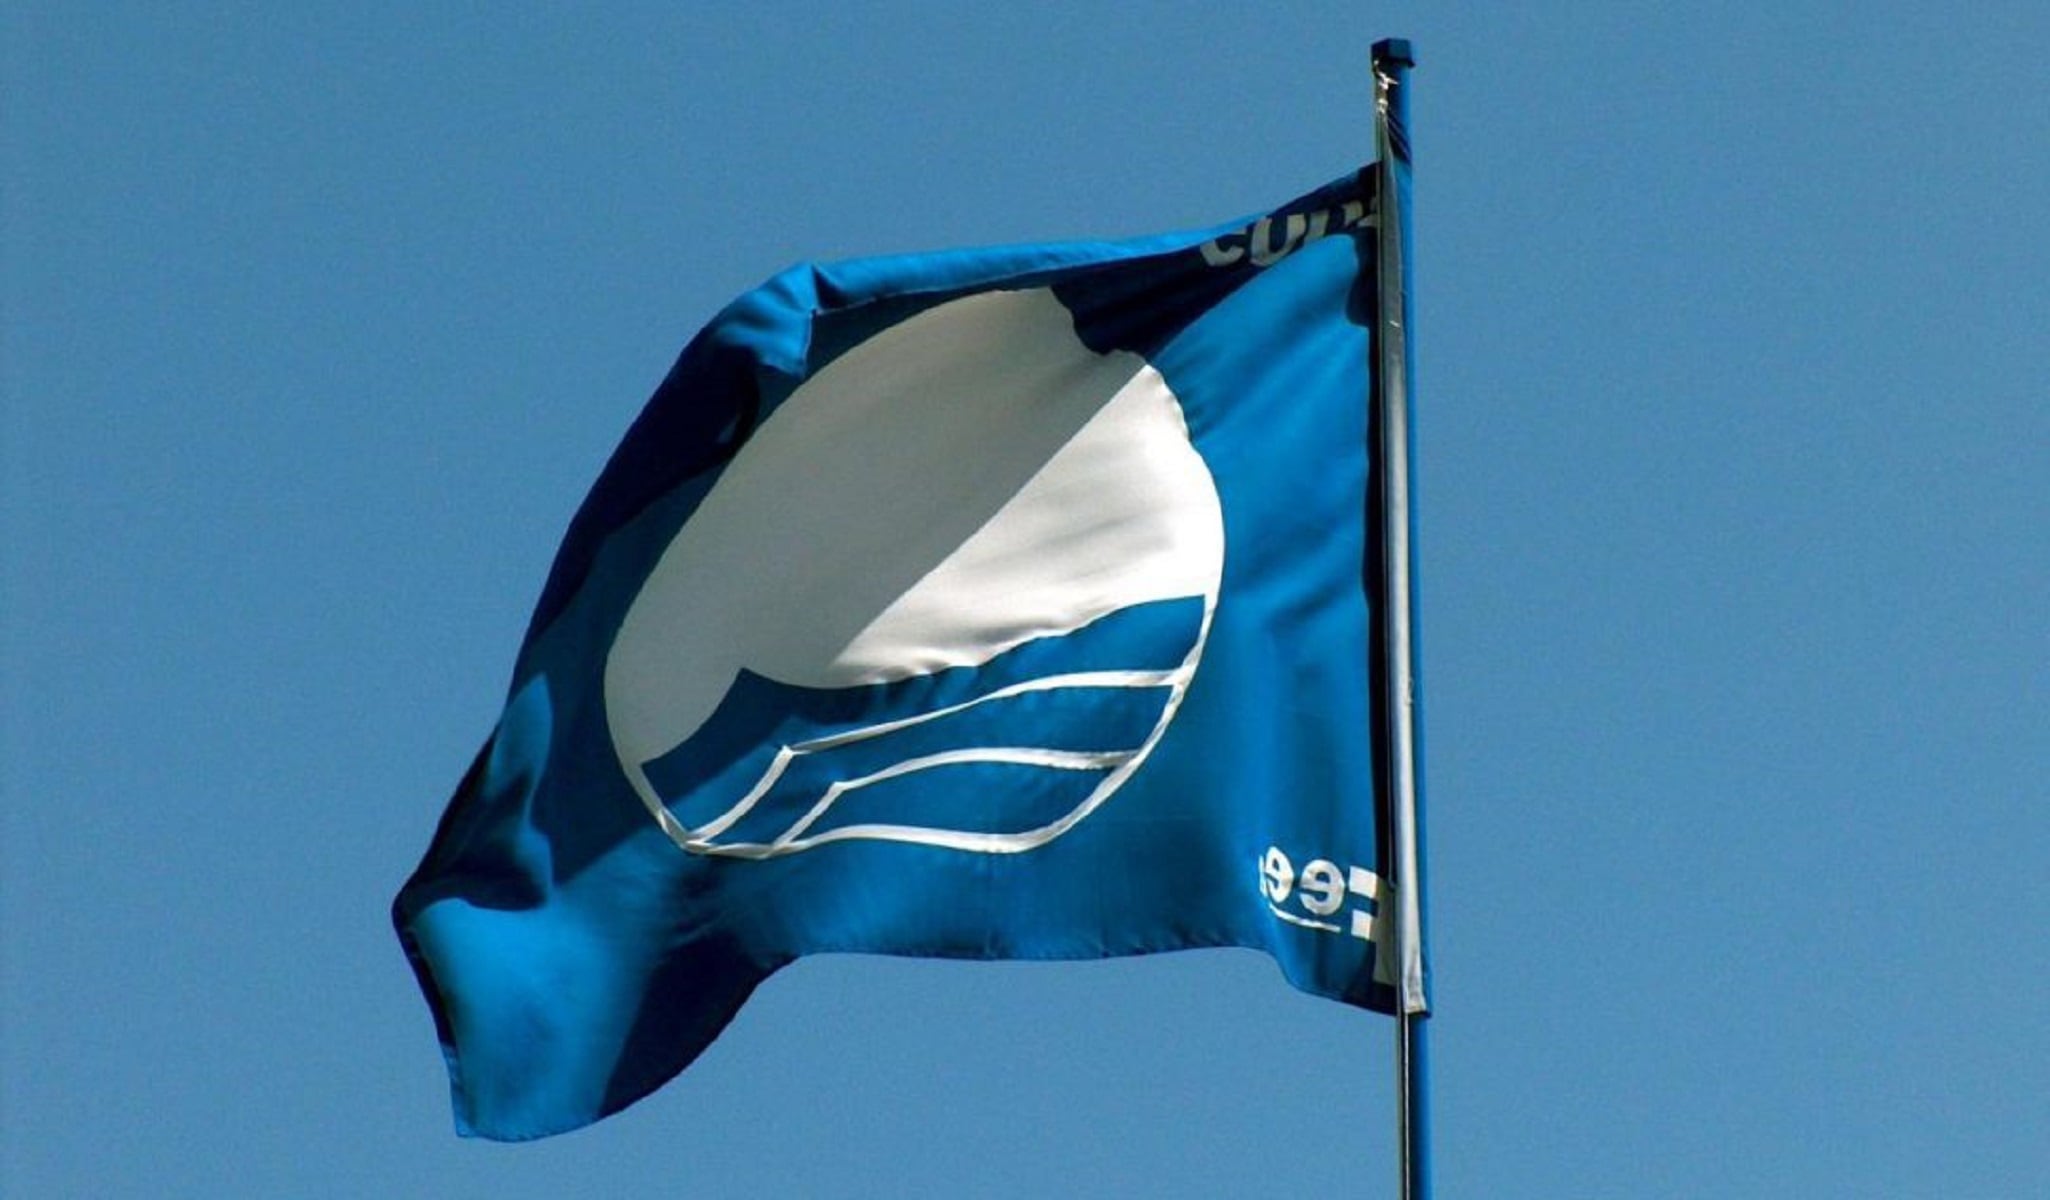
[395,170,1405,1141]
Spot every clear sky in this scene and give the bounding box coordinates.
[5,4,2045,1197]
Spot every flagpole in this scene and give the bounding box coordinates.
[1370,36,1432,1200]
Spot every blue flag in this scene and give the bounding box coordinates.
[396,171,1403,1140]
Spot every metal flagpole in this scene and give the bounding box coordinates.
[1370,36,1432,1200]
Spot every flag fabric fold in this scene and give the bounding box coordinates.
[395,170,1399,1140]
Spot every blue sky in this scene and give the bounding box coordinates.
[5,4,2045,1196]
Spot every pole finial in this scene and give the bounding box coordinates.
[1372,38,1415,70]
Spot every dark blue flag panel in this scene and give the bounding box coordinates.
[395,172,1399,1140]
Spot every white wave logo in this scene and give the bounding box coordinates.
[605,287,1224,858]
